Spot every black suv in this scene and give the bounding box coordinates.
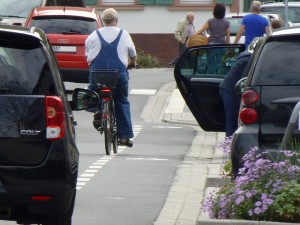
[0,25,99,225]
[174,27,300,177]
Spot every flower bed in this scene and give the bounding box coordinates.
[202,138,300,223]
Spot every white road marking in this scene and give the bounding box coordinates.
[126,158,168,161]
[89,166,102,169]
[76,125,142,190]
[152,126,182,129]
[104,197,125,200]
[77,177,91,181]
[130,89,157,95]
[165,89,185,113]
[81,173,95,177]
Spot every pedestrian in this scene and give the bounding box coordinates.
[234,1,270,48]
[219,37,263,137]
[270,19,282,30]
[195,3,230,74]
[169,12,195,66]
[85,8,136,147]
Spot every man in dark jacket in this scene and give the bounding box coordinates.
[219,51,252,137]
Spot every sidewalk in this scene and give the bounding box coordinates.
[145,71,294,225]
[147,81,226,225]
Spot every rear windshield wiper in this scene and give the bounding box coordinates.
[62,29,85,34]
[0,88,9,94]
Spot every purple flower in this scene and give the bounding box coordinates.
[254,207,262,215]
[255,201,262,207]
[248,209,253,216]
[235,195,245,205]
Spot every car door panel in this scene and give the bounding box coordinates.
[174,44,245,131]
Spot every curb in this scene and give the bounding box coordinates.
[197,219,297,225]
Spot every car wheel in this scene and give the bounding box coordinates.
[42,190,76,225]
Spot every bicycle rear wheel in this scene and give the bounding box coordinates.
[103,101,113,155]
[110,100,118,154]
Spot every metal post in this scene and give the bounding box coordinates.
[285,0,289,26]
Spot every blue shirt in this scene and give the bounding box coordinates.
[242,14,269,47]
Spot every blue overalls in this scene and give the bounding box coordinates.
[88,29,134,139]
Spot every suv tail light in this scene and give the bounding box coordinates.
[242,90,258,105]
[46,96,65,140]
[240,90,259,124]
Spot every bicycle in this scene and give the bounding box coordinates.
[91,69,119,155]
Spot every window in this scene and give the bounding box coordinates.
[29,17,98,35]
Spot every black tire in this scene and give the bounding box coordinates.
[110,101,118,154]
[42,190,76,225]
[104,101,112,155]
[112,132,118,154]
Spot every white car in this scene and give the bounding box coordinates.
[225,12,289,44]
[261,2,300,26]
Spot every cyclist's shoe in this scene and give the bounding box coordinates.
[119,138,133,147]
[93,111,102,130]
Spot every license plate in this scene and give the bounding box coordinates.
[52,46,76,53]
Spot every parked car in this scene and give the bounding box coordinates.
[0,24,99,225]
[0,0,85,26]
[225,12,289,44]
[261,2,300,25]
[174,26,300,177]
[25,6,102,83]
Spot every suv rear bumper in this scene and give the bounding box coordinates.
[0,186,74,216]
[60,68,89,83]
[231,125,260,176]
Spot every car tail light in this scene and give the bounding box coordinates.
[240,108,257,124]
[46,96,65,140]
[242,90,258,105]
[240,90,259,124]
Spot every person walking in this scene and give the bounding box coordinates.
[195,3,230,74]
[234,1,270,48]
[169,12,195,66]
[85,8,136,147]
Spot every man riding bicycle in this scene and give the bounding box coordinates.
[85,7,137,147]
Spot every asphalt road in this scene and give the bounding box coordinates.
[0,68,197,225]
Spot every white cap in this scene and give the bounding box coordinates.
[102,8,118,20]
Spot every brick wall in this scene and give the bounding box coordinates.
[131,33,179,67]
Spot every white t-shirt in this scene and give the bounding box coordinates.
[85,26,136,67]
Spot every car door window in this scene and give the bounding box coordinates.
[180,46,241,78]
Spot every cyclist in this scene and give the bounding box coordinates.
[85,8,137,147]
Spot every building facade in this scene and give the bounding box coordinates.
[84,0,247,65]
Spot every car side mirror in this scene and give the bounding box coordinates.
[70,88,99,111]
[235,77,247,94]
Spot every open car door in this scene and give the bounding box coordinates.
[174,44,245,132]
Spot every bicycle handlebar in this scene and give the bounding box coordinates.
[127,63,137,70]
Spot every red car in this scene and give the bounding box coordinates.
[25,6,102,83]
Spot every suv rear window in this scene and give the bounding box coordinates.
[252,40,300,85]
[0,41,55,95]
[29,17,98,34]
